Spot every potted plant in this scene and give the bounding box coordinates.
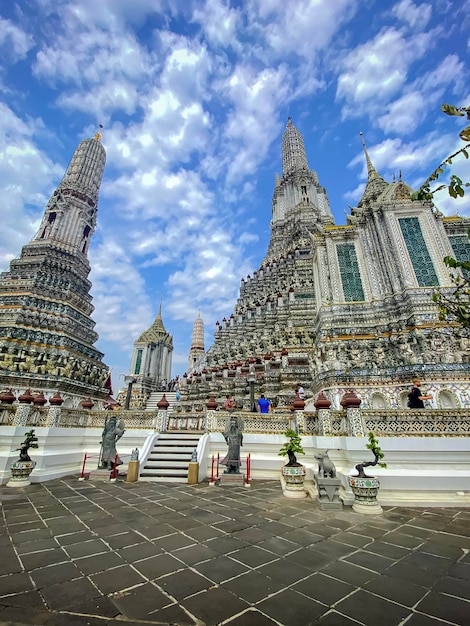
[348,432,386,514]
[7,429,39,488]
[279,428,307,498]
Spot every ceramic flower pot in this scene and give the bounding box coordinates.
[348,475,383,514]
[7,460,37,488]
[281,464,307,499]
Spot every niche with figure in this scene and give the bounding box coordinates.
[81,225,91,253]
[369,392,389,409]
[41,212,56,239]
[438,389,459,409]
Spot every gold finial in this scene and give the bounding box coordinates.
[94,124,104,141]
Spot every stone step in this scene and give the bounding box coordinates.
[145,391,179,411]
[155,436,200,446]
[141,467,188,477]
[138,432,201,484]
[158,429,200,433]
[153,431,202,442]
[144,460,190,468]
[139,475,187,483]
[148,458,193,467]
[149,448,193,455]
[152,445,198,450]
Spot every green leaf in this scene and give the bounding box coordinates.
[441,103,465,117]
[460,126,470,142]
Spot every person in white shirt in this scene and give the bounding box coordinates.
[296,384,305,400]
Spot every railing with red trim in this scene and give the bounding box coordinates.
[245,453,251,485]
[210,452,220,485]
[79,452,128,481]
[210,452,251,485]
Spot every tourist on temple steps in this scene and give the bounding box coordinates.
[408,378,432,408]
[296,384,305,400]
[257,394,272,413]
[225,395,236,410]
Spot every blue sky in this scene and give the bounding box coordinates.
[0,0,469,391]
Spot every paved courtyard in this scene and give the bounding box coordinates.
[0,477,469,626]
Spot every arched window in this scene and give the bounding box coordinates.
[370,392,388,409]
[438,389,459,409]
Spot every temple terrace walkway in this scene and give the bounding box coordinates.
[1,478,469,626]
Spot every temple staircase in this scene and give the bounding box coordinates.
[139,432,202,483]
[145,391,178,412]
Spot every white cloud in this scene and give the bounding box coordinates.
[336,27,434,117]
[418,54,466,96]
[246,0,359,61]
[192,0,242,50]
[103,163,213,222]
[157,31,213,107]
[89,237,153,349]
[378,91,426,135]
[377,55,466,134]
[58,80,141,119]
[350,133,455,178]
[0,16,34,60]
[32,9,155,122]
[219,64,290,182]
[391,0,432,30]
[35,0,169,29]
[0,103,63,266]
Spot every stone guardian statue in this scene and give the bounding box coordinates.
[222,416,243,474]
[100,416,125,470]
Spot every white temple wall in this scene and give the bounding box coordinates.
[2,425,469,507]
[0,426,151,485]
[201,432,470,506]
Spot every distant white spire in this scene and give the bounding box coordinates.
[282,117,310,178]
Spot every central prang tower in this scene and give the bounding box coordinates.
[269,116,334,257]
[0,133,110,406]
[183,118,470,410]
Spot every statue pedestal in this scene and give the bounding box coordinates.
[126,460,140,483]
[219,473,245,487]
[187,462,199,485]
[314,475,342,510]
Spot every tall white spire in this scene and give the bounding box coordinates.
[357,132,388,208]
[281,117,310,178]
[34,134,106,255]
[188,311,205,371]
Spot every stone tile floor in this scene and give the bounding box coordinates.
[0,477,469,625]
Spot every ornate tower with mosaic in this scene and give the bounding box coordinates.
[188,312,205,374]
[182,119,470,410]
[127,305,173,405]
[0,132,110,406]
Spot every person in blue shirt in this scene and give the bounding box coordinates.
[257,394,271,414]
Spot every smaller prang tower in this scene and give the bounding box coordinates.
[127,305,173,403]
[0,132,110,405]
[188,312,205,373]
